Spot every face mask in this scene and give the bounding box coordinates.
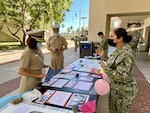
[54,33,59,37]
[99,38,103,42]
[54,31,59,34]
[99,36,102,39]
[36,42,42,48]
[53,29,59,35]
[108,39,116,47]
[131,27,136,31]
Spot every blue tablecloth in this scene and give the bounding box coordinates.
[0,94,23,109]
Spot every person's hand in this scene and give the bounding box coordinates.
[49,66,55,71]
[38,73,47,78]
[48,47,55,52]
[49,47,60,52]
[54,48,65,52]
[95,48,104,57]
[100,60,106,69]
[60,48,66,51]
[43,65,55,71]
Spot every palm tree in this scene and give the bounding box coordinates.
[61,24,65,33]
[67,27,71,34]
[70,25,73,32]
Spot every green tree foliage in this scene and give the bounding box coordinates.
[67,27,70,33]
[0,0,73,45]
[70,25,73,31]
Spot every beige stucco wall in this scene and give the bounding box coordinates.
[141,17,150,50]
[145,17,150,27]
[89,0,150,41]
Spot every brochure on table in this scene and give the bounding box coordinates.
[39,58,101,110]
[0,58,100,113]
[34,90,90,109]
[42,77,95,94]
[66,58,101,73]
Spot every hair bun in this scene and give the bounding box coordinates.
[126,35,132,43]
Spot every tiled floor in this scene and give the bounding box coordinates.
[130,65,150,113]
[0,43,150,113]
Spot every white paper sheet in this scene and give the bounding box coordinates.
[73,81,93,91]
[64,80,78,88]
[35,90,55,104]
[79,76,94,81]
[51,79,69,88]
[46,91,72,106]
[78,72,89,76]
[41,78,58,86]
[66,93,89,108]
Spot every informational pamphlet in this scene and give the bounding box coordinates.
[41,78,58,86]
[78,66,92,73]
[79,76,94,81]
[46,91,72,106]
[73,81,93,91]
[51,79,69,88]
[65,93,89,108]
[42,68,54,83]
[52,73,74,79]
[71,64,82,71]
[64,80,78,88]
[78,72,89,76]
[35,90,55,104]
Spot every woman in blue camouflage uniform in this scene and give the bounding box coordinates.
[96,28,138,113]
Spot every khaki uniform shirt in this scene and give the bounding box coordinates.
[73,37,80,52]
[19,47,44,93]
[46,34,68,69]
[74,37,80,46]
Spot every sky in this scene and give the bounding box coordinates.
[60,0,89,32]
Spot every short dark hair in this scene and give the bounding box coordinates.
[97,32,103,36]
[26,36,38,49]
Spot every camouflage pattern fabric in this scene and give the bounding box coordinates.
[104,44,138,113]
[99,37,108,60]
[128,31,142,57]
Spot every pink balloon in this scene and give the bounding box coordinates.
[102,73,109,81]
[94,79,110,96]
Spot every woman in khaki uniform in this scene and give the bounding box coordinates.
[18,36,53,93]
[46,25,68,70]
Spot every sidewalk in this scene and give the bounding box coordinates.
[0,40,74,65]
[0,46,49,65]
[0,40,75,97]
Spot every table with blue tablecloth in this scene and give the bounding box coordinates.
[0,58,101,113]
